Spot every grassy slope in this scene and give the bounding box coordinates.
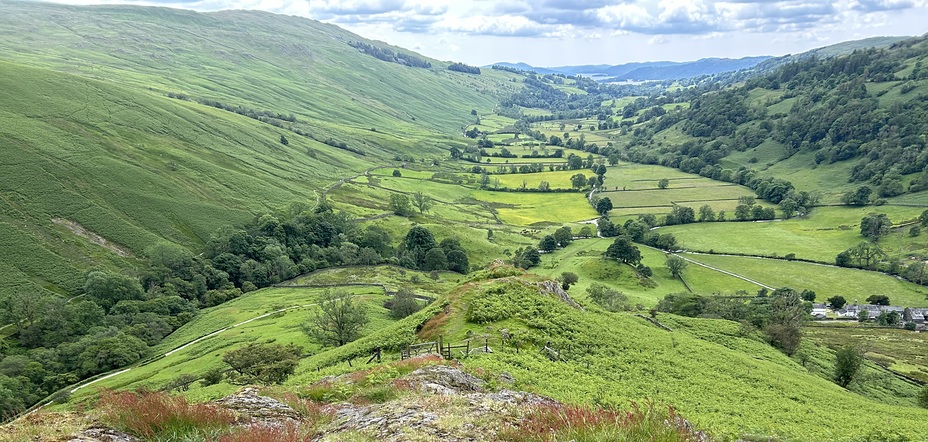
[62,269,928,440]
[0,60,371,296]
[0,1,523,297]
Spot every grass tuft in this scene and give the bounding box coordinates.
[97,389,235,439]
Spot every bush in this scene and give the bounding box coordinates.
[201,367,225,386]
[385,288,422,319]
[918,385,928,409]
[223,342,302,385]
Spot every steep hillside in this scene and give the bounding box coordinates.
[0,1,522,298]
[0,1,517,141]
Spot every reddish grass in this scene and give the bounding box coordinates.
[417,311,450,339]
[274,392,334,426]
[97,389,235,438]
[499,400,706,442]
[216,422,318,442]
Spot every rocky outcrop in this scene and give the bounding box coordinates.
[402,364,487,395]
[213,387,301,424]
[320,365,554,442]
[536,280,583,310]
[67,427,138,442]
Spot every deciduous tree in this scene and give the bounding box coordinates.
[301,289,368,347]
[833,345,863,388]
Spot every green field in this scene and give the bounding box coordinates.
[662,205,925,262]
[470,190,598,226]
[682,253,928,307]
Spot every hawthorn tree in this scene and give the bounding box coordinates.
[301,289,368,347]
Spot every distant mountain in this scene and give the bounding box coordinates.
[489,57,771,81]
[487,62,562,75]
[605,56,772,81]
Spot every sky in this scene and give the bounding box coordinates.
[45,0,928,66]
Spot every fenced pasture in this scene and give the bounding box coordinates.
[682,254,928,307]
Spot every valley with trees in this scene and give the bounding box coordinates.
[1,2,928,441]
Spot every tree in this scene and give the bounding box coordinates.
[918,385,928,409]
[538,181,551,191]
[860,213,891,240]
[386,288,421,319]
[920,209,928,227]
[553,227,573,247]
[559,272,579,291]
[846,241,885,269]
[800,290,816,302]
[423,248,448,271]
[0,291,52,328]
[302,289,369,347]
[478,172,491,188]
[764,288,806,356]
[445,250,470,274]
[279,134,289,145]
[539,235,558,252]
[411,191,433,214]
[570,173,588,189]
[83,271,146,312]
[826,295,846,309]
[579,226,593,238]
[778,198,799,219]
[399,226,438,269]
[841,186,872,206]
[604,236,641,266]
[596,197,613,215]
[392,169,402,177]
[389,193,413,216]
[666,205,695,225]
[866,294,890,306]
[876,310,900,326]
[657,178,669,189]
[833,345,863,388]
[665,255,688,278]
[223,342,301,385]
[698,205,715,222]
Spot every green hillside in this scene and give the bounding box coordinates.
[57,268,928,441]
[0,1,524,298]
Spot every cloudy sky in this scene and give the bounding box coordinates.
[49,0,928,66]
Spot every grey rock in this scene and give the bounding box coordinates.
[68,427,138,442]
[213,387,301,424]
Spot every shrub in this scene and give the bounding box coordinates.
[385,288,422,319]
[201,367,225,386]
[223,342,302,385]
[918,385,928,409]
